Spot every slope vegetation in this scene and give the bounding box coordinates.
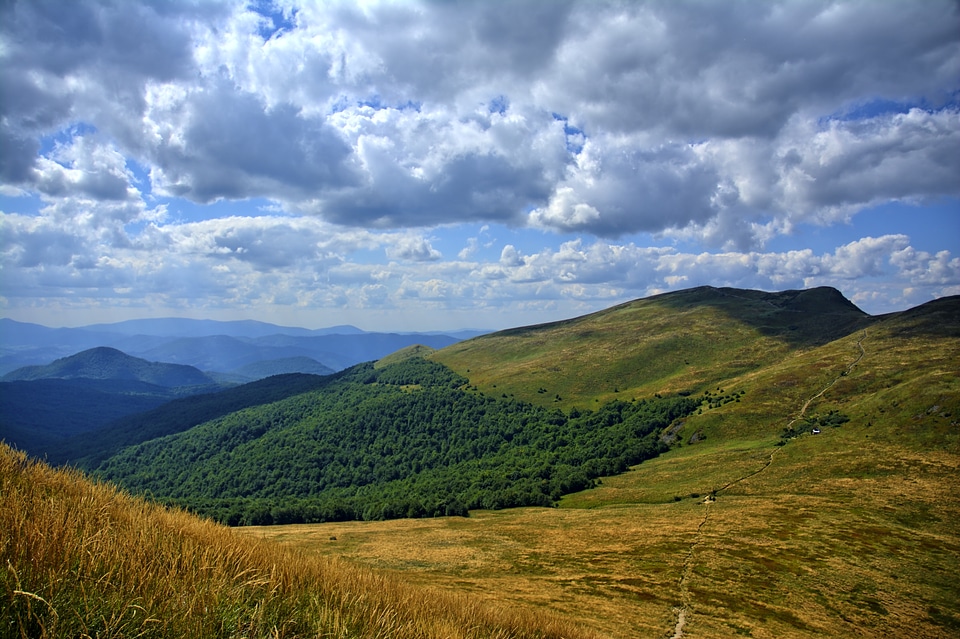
[0,443,597,639]
[46,373,333,468]
[251,293,959,639]
[431,286,872,408]
[93,358,698,525]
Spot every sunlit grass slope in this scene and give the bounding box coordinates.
[250,294,960,639]
[0,443,601,639]
[431,285,871,408]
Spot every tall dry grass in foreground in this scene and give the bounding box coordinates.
[0,443,601,639]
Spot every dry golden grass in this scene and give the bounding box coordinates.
[7,294,957,638]
[240,314,960,639]
[239,432,960,639]
[0,443,603,639]
[240,504,700,639]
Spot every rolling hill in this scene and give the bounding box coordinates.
[90,357,699,524]
[2,346,217,386]
[0,347,222,456]
[430,285,874,408]
[249,289,954,639]
[6,286,958,638]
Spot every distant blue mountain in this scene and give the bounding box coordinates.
[2,347,217,387]
[80,318,365,338]
[230,357,335,381]
[0,347,222,457]
[0,318,483,375]
[134,333,462,373]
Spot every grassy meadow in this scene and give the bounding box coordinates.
[0,443,601,639]
[241,296,960,638]
[4,289,958,637]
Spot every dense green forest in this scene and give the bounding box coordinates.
[97,358,698,525]
[48,373,334,467]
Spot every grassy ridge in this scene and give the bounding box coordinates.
[0,442,600,639]
[6,288,957,637]
[250,294,960,638]
[431,286,870,408]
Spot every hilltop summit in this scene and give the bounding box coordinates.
[2,347,215,387]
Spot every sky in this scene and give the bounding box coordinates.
[1,0,958,332]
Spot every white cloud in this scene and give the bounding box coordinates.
[385,235,441,262]
[773,109,960,223]
[1,1,958,327]
[889,246,960,286]
[4,0,958,242]
[3,190,956,324]
[31,136,139,202]
[822,235,910,279]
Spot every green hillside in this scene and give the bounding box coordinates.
[431,285,872,408]
[239,292,959,639]
[46,373,334,468]
[93,358,698,525]
[2,346,216,387]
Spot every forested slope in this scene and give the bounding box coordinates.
[94,357,698,525]
[47,373,333,467]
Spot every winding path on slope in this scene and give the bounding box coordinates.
[668,330,867,638]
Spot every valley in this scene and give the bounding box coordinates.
[238,294,960,638]
[3,286,959,638]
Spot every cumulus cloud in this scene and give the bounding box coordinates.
[32,136,141,203]
[145,81,356,202]
[385,235,442,262]
[2,185,956,323]
[529,136,722,237]
[1,0,958,327]
[466,234,960,313]
[773,109,960,221]
[0,0,215,185]
[3,0,956,240]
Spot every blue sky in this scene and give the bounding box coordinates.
[1,0,958,332]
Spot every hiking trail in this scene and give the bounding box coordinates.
[667,330,867,637]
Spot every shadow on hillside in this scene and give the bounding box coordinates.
[468,287,957,350]
[874,295,960,339]
[649,286,876,348]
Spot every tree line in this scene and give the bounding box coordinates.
[97,358,699,525]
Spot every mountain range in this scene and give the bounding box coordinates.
[6,284,955,521]
[0,317,482,377]
[2,285,958,638]
[0,347,224,456]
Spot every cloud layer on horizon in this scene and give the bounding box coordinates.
[1,0,958,328]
